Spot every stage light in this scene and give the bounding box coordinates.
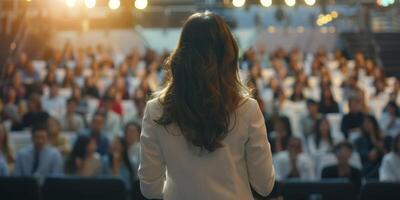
[330,11,339,18]
[85,0,96,9]
[325,15,332,22]
[109,0,120,10]
[260,0,272,7]
[304,0,316,6]
[65,0,77,8]
[26,0,32,2]
[285,0,296,7]
[135,0,148,10]
[232,0,246,8]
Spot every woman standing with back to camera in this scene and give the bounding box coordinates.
[139,12,275,200]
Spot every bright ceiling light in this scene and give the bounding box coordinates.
[85,0,96,9]
[135,0,148,10]
[232,0,246,8]
[65,0,77,8]
[285,0,296,7]
[260,0,272,7]
[109,0,120,10]
[304,0,316,6]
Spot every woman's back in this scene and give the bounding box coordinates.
[138,11,275,200]
[139,97,275,200]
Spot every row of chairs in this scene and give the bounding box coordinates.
[1,177,400,200]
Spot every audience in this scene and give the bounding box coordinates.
[322,142,362,191]
[41,84,66,119]
[319,86,340,114]
[80,112,109,156]
[354,115,385,179]
[341,97,365,141]
[379,134,400,182]
[300,99,322,138]
[379,101,400,138]
[65,135,101,176]
[14,124,63,176]
[102,137,135,189]
[0,42,398,196]
[269,116,292,153]
[99,96,121,139]
[123,122,141,172]
[59,98,85,132]
[0,152,7,175]
[15,94,50,131]
[47,117,70,157]
[307,117,334,161]
[274,138,316,181]
[0,124,14,174]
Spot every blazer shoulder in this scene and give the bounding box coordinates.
[145,98,164,119]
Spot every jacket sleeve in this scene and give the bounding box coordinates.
[245,100,276,196]
[138,101,166,199]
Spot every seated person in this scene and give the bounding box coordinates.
[0,153,8,176]
[99,95,121,139]
[340,97,364,140]
[307,117,334,163]
[300,99,322,138]
[269,116,292,154]
[379,134,400,182]
[14,124,63,176]
[124,122,141,172]
[319,86,339,114]
[47,117,70,157]
[0,124,14,174]
[79,112,109,156]
[41,84,66,119]
[274,137,315,181]
[59,98,85,132]
[18,93,50,130]
[322,142,362,191]
[102,137,135,189]
[354,115,385,179]
[379,101,400,138]
[65,135,101,176]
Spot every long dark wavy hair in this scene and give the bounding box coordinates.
[107,137,134,178]
[154,12,249,152]
[65,135,91,174]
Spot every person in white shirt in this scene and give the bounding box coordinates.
[274,137,316,181]
[59,98,85,132]
[41,84,66,119]
[379,101,400,138]
[139,12,275,200]
[380,135,400,182]
[307,117,335,170]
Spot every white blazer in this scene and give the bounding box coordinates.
[138,97,275,200]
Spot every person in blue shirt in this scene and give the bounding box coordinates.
[14,124,63,176]
[0,154,8,176]
[79,112,109,156]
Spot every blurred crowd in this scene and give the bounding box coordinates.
[0,41,399,193]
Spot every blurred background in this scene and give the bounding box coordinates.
[0,1,400,200]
